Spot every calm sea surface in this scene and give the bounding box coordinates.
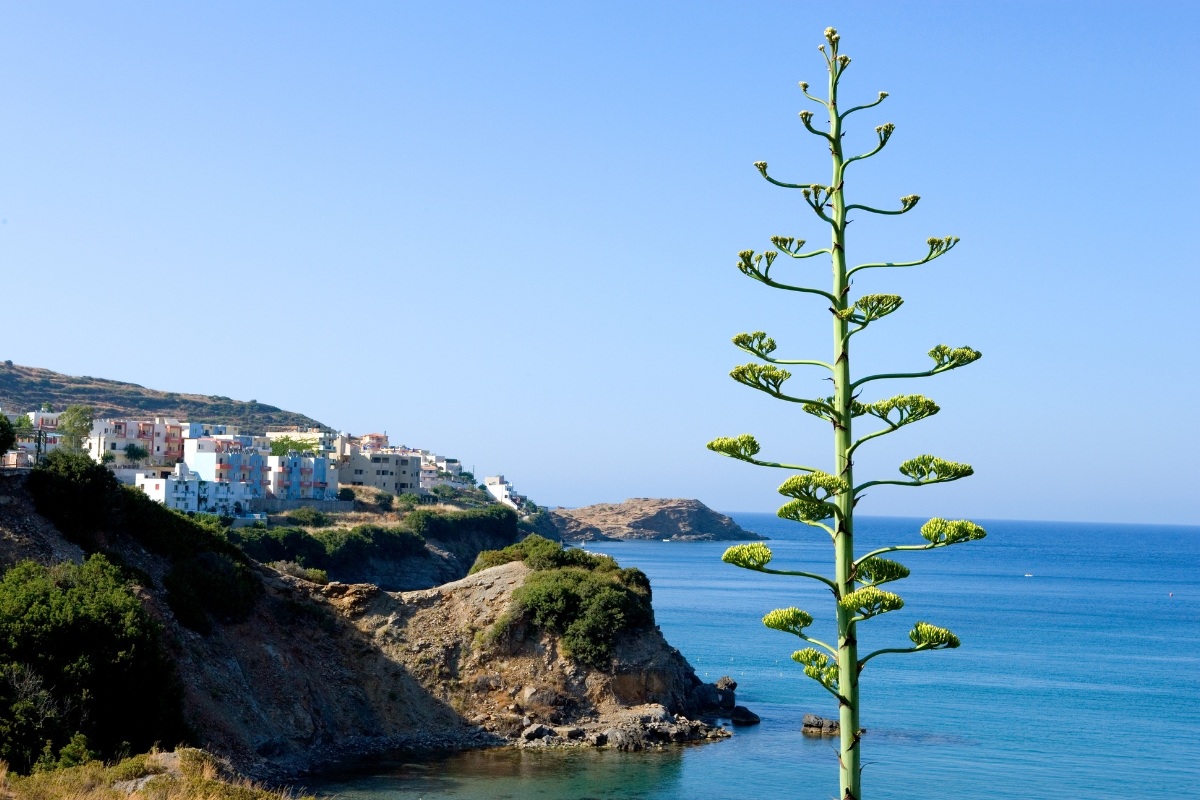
[309,514,1200,799]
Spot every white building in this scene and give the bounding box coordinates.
[182,422,240,438]
[86,417,184,467]
[483,475,522,509]
[184,436,270,501]
[136,462,252,516]
[7,409,64,462]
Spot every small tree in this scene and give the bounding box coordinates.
[710,29,983,800]
[269,436,317,457]
[56,405,93,452]
[123,443,149,465]
[0,416,15,456]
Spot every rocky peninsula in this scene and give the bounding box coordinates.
[548,498,766,542]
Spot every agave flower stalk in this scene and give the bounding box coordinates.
[709,28,983,800]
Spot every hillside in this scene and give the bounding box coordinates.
[0,466,733,780]
[0,362,327,431]
[548,498,766,542]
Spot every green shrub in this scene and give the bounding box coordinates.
[26,457,260,634]
[228,524,425,576]
[26,451,118,540]
[474,536,653,669]
[337,488,354,501]
[163,552,261,634]
[0,556,187,773]
[228,526,328,568]
[470,534,616,574]
[408,505,517,543]
[509,567,652,668]
[315,524,426,570]
[375,492,394,511]
[286,506,331,527]
[193,512,233,529]
[268,561,329,585]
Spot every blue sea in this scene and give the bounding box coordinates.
[309,514,1200,799]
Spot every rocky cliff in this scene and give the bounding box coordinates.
[548,498,765,542]
[0,472,731,780]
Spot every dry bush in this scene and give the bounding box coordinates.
[0,749,320,800]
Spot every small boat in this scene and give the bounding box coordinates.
[1024,573,1033,577]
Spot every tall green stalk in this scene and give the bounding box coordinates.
[709,28,984,800]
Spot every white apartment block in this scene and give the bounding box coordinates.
[184,436,271,501]
[86,417,184,467]
[136,462,251,516]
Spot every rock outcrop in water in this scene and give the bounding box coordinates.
[548,498,765,542]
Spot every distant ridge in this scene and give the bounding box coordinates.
[0,363,328,432]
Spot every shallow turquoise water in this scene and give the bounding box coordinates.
[309,515,1200,799]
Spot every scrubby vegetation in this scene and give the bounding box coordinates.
[283,507,330,528]
[471,535,653,669]
[26,451,261,634]
[407,505,516,542]
[0,557,187,773]
[227,524,426,575]
[268,561,330,585]
[0,747,319,800]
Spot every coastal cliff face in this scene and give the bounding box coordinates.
[548,498,765,542]
[168,561,723,777]
[0,473,725,780]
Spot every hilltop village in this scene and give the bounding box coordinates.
[0,405,528,517]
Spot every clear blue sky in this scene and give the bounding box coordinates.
[2,2,1197,524]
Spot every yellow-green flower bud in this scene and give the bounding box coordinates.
[856,557,910,586]
[840,586,905,618]
[909,621,960,649]
[762,607,814,636]
[706,434,762,461]
[898,456,973,483]
[919,518,986,546]
[722,542,773,570]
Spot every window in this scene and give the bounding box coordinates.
[354,469,363,475]
[110,443,117,450]
[372,457,381,463]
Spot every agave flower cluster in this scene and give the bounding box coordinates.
[706,27,984,800]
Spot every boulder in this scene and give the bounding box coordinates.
[730,706,760,726]
[520,724,553,741]
[802,714,839,736]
